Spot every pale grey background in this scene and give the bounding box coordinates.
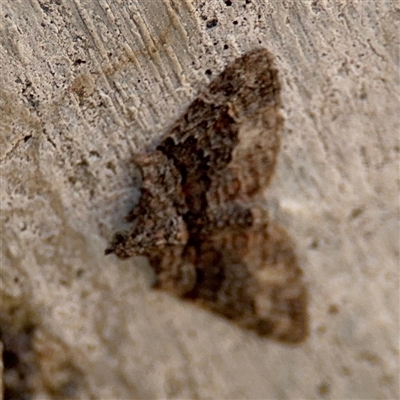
[1,1,399,398]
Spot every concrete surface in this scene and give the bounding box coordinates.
[0,1,399,399]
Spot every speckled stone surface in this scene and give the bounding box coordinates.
[1,1,398,399]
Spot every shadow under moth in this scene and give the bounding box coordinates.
[106,48,308,343]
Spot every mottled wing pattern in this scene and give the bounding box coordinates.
[157,49,282,207]
[192,223,307,343]
[107,48,308,343]
[108,151,189,258]
[149,222,307,343]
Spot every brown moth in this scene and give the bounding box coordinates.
[106,48,308,343]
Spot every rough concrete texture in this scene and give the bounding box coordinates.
[0,1,399,399]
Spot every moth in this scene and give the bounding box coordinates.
[106,48,308,343]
